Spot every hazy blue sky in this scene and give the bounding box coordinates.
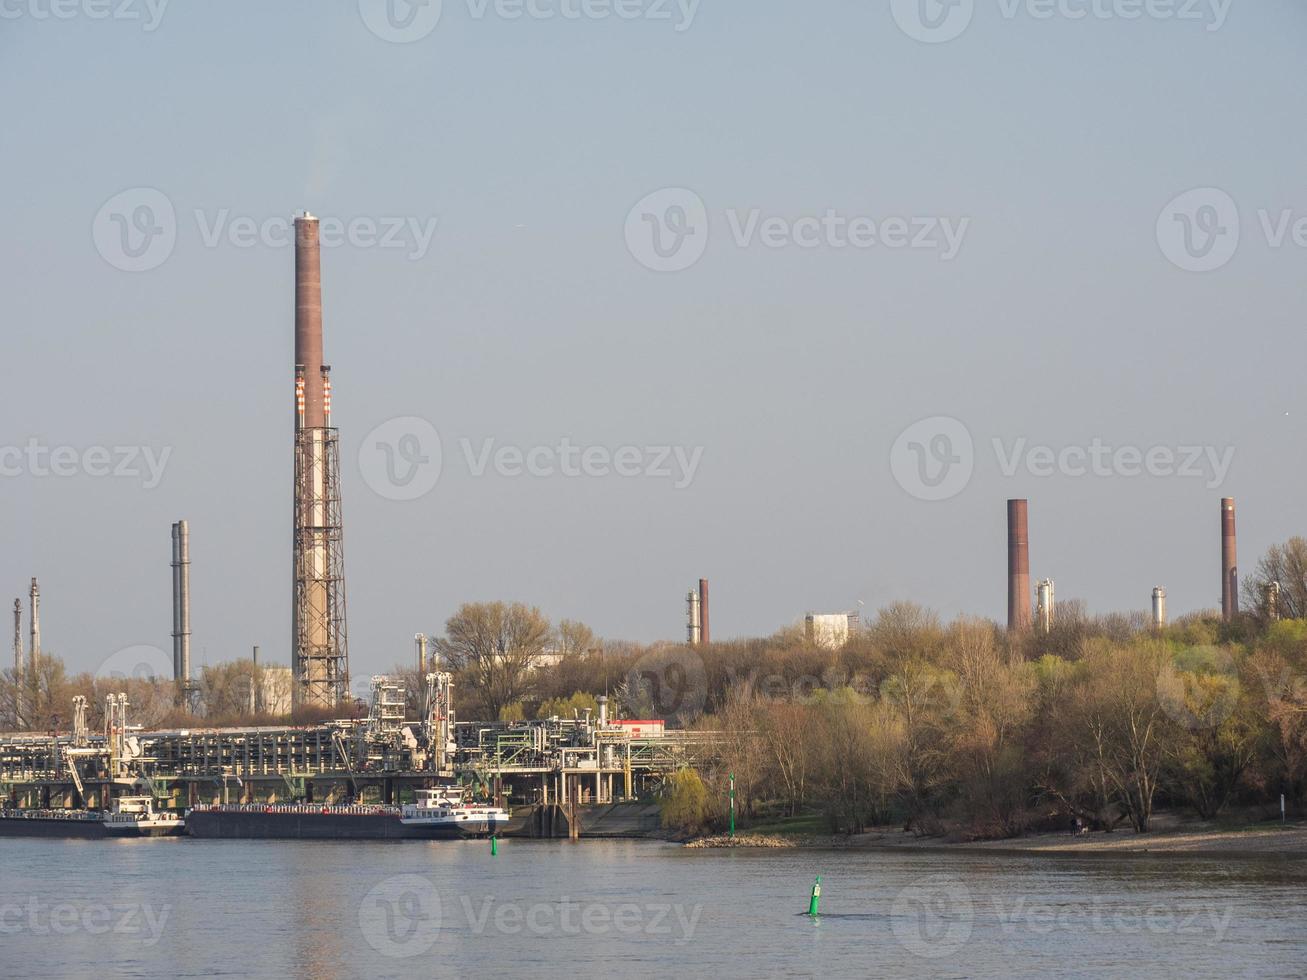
[2,0,1304,681]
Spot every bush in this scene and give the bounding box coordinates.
[660,768,713,836]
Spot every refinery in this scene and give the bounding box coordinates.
[0,212,720,840]
[8,7,1305,978]
[0,210,1269,839]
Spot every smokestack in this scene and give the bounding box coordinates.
[699,578,710,646]
[12,599,21,679]
[686,591,701,646]
[171,521,191,684]
[12,598,21,722]
[415,634,427,674]
[1007,500,1031,632]
[251,646,261,714]
[598,694,608,727]
[291,210,349,709]
[1221,497,1238,621]
[28,578,40,665]
[295,213,325,429]
[1152,587,1167,630]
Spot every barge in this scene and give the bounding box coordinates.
[0,797,184,839]
[186,787,509,840]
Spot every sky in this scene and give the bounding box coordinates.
[1,0,1305,682]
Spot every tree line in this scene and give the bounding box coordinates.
[4,538,1305,842]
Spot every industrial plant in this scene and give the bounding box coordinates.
[0,210,1276,839]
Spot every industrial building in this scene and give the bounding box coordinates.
[804,613,859,651]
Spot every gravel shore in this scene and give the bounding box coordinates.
[687,824,1307,858]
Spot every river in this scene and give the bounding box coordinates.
[0,838,1302,978]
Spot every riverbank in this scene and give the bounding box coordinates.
[686,823,1307,858]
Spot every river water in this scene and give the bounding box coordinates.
[0,838,1302,978]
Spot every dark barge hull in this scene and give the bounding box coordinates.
[0,817,106,839]
[185,811,488,840]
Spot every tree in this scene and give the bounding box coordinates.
[556,620,597,658]
[710,691,767,824]
[199,661,261,722]
[758,701,812,817]
[1247,628,1307,804]
[1071,644,1173,832]
[435,602,553,720]
[536,691,598,721]
[869,602,943,665]
[660,768,713,836]
[1243,537,1307,620]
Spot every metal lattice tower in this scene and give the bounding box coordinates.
[291,213,349,710]
[292,377,350,709]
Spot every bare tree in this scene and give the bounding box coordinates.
[435,602,552,720]
[1071,644,1172,832]
[1243,537,1307,620]
[556,619,597,658]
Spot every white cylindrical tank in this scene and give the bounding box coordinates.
[1152,587,1167,629]
[1035,579,1055,634]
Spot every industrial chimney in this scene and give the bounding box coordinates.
[1152,587,1167,630]
[698,578,710,646]
[11,599,20,681]
[686,591,701,646]
[251,645,261,714]
[1007,501,1031,632]
[171,520,191,687]
[415,634,428,674]
[28,578,40,666]
[12,598,21,724]
[1220,497,1238,621]
[291,211,350,709]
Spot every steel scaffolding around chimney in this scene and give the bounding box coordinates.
[291,213,349,709]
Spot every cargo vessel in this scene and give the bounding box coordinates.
[0,797,184,839]
[185,787,509,840]
[0,808,107,839]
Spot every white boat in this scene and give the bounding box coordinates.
[398,787,511,838]
[103,796,186,838]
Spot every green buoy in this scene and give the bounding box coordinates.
[491,835,498,857]
[807,876,821,916]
